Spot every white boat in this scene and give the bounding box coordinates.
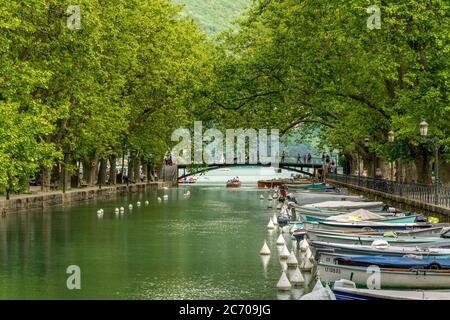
[318,253,450,289]
[311,240,450,257]
[332,279,450,300]
[306,229,448,246]
[302,201,384,210]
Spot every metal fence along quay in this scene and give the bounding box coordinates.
[328,174,450,209]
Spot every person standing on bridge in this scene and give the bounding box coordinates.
[281,151,286,163]
[307,153,312,164]
[297,153,302,164]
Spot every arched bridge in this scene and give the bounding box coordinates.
[176,157,326,180]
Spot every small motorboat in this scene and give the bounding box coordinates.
[318,253,450,289]
[311,240,450,258]
[332,280,450,300]
[226,177,241,188]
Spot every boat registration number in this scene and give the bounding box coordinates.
[324,266,341,274]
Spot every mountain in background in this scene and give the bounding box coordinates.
[172,0,250,35]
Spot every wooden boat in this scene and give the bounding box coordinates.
[332,280,450,300]
[226,181,241,188]
[318,253,450,289]
[306,229,449,246]
[311,241,450,258]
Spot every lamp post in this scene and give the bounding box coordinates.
[364,138,376,181]
[388,131,404,196]
[420,120,440,205]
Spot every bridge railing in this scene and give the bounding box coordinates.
[328,174,450,208]
[177,157,326,167]
[280,156,325,165]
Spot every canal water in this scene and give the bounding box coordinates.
[0,169,315,299]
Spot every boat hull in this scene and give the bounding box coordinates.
[333,287,450,300]
[306,230,445,246]
[318,254,450,289]
[311,241,450,258]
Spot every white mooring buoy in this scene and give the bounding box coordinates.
[163,195,169,201]
[157,197,162,202]
[272,214,278,225]
[120,207,125,213]
[268,195,273,201]
[299,239,309,252]
[279,244,290,260]
[267,218,275,230]
[287,250,298,268]
[276,234,285,246]
[260,241,271,255]
[299,248,314,271]
[97,210,104,218]
[260,194,264,200]
[145,201,149,205]
[267,201,273,208]
[289,267,305,287]
[277,271,292,291]
[137,201,141,207]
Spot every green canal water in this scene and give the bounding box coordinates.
[0,184,313,299]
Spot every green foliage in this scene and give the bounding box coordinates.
[172,0,250,35]
[207,0,449,182]
[0,0,212,191]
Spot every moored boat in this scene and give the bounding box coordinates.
[313,220,433,231]
[332,280,450,300]
[306,229,449,246]
[311,240,450,258]
[226,177,241,188]
[302,201,384,211]
[318,253,450,289]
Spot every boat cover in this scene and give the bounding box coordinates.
[326,209,384,222]
[338,255,450,269]
[302,201,383,209]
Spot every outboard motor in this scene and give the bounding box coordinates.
[440,227,450,239]
[415,215,428,223]
[277,215,290,228]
